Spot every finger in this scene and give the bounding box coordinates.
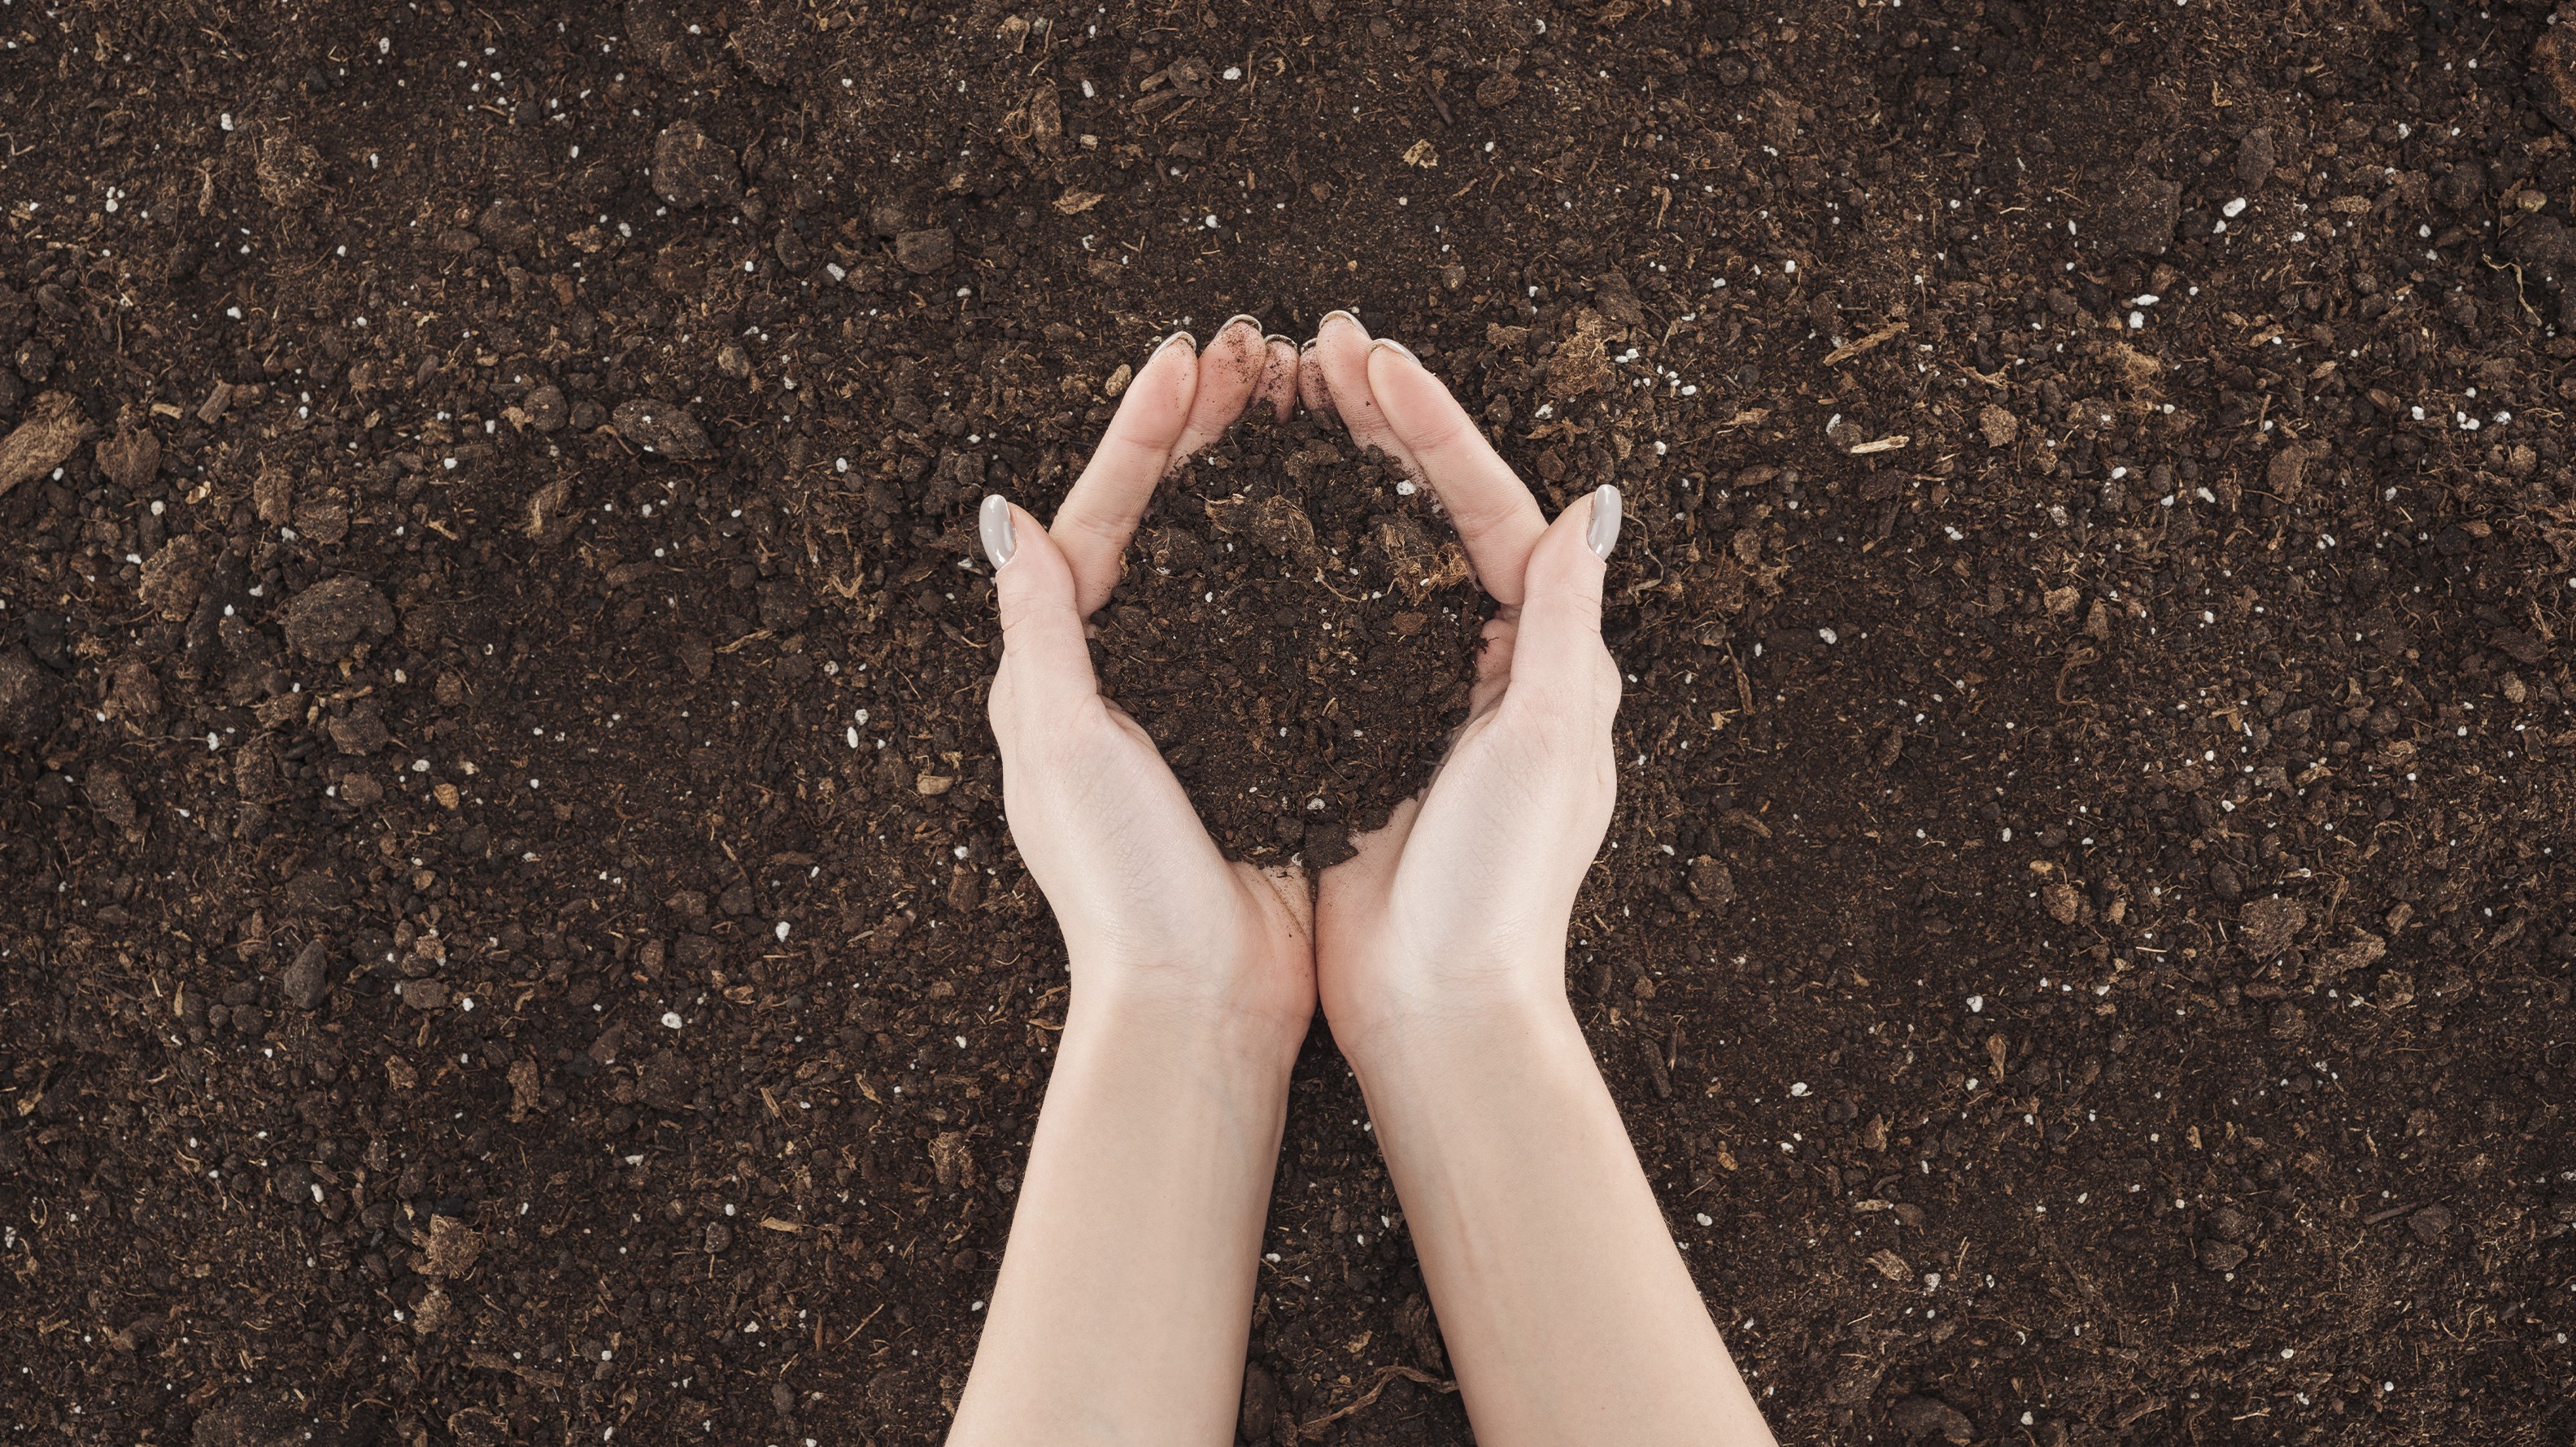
[1172,316,1268,460]
[1053,331,1201,617]
[1509,485,1620,708]
[1306,310,1406,459]
[1364,339,1550,607]
[1296,337,1336,421]
[1254,335,1300,423]
[983,495,1101,738]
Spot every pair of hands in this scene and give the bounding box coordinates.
[981,310,1623,1060]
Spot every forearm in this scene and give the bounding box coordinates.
[949,987,1300,1445]
[1346,992,1774,1447]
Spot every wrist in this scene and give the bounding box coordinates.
[1327,972,1581,1081]
[1062,966,1312,1079]
[1340,994,1604,1162]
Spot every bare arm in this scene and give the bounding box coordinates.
[1347,1000,1772,1446]
[1308,317,1776,1446]
[949,321,1311,1445]
[951,996,1300,1445]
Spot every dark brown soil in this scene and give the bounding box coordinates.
[4,2,2575,1446]
[1096,425,1482,865]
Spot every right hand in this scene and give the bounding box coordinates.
[1297,312,1626,1054]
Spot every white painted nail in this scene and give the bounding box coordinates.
[979,495,1016,569]
[1587,485,1623,560]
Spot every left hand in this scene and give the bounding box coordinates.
[981,317,1316,1044]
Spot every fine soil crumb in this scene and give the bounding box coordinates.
[1092,418,1482,868]
[421,1215,483,1278]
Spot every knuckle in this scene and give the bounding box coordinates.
[1406,406,1471,457]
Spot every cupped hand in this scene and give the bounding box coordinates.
[1300,312,1626,1053]
[982,317,1317,1042]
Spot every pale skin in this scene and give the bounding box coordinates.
[946,311,1776,1447]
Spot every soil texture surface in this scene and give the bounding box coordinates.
[1096,426,1480,865]
[4,2,2576,1445]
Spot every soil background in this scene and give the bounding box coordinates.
[4,1,2576,1445]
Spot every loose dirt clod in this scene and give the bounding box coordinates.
[0,391,90,495]
[422,1215,484,1278]
[649,120,739,209]
[277,575,396,663]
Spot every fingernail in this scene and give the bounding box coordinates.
[1220,313,1263,334]
[979,494,1017,569]
[1587,485,1623,560]
[1369,337,1419,364]
[1319,308,1361,332]
[1157,329,1197,359]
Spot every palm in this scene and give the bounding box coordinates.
[984,318,1314,1036]
[1002,687,1314,1031]
[1292,315,1621,1047]
[1407,647,1578,928]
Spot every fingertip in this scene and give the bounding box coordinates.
[1587,483,1623,560]
[1510,498,1620,717]
[1362,338,1443,442]
[991,499,1070,595]
[1362,337,1412,396]
[1175,320,1269,458]
[1312,312,1397,451]
[1296,338,1336,420]
[1205,317,1264,374]
[1260,336,1300,422]
[1106,329,1201,441]
[979,492,1017,570]
[989,505,1072,645]
[1526,488,1613,597]
[1317,308,1366,341]
[1143,327,1201,388]
[986,512,1100,731]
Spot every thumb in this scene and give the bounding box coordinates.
[1509,485,1620,708]
[982,493,1099,738]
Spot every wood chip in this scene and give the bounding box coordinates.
[0,391,93,496]
[1821,320,1907,365]
[467,1351,564,1388]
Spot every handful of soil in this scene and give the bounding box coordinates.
[1092,417,1488,867]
